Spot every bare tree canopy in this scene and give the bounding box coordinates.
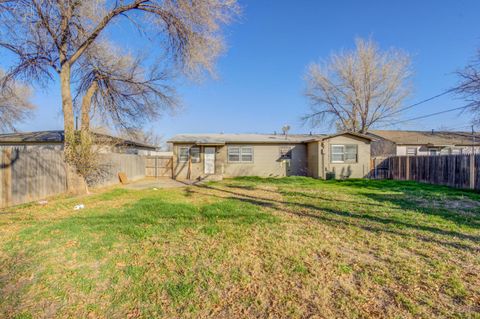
[0,70,35,132]
[118,127,164,147]
[0,0,238,187]
[74,41,177,132]
[456,48,480,126]
[304,38,412,134]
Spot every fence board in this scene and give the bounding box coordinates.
[371,154,477,191]
[0,148,147,208]
[145,156,172,178]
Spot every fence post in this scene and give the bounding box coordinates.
[406,156,410,181]
[470,153,475,190]
[1,148,12,208]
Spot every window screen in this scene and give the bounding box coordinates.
[228,146,253,163]
[179,147,189,162]
[331,145,358,163]
[190,147,200,163]
[406,147,417,156]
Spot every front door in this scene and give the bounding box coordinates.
[204,147,215,174]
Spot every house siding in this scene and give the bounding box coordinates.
[323,135,371,178]
[307,142,320,178]
[223,144,307,178]
[171,133,371,180]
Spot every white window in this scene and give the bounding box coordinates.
[406,147,417,156]
[241,147,253,162]
[440,148,450,155]
[190,147,200,163]
[179,147,189,162]
[451,148,462,155]
[228,146,253,163]
[331,145,358,163]
[429,148,438,156]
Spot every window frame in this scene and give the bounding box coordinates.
[228,145,254,163]
[406,147,417,156]
[190,146,201,163]
[330,144,358,164]
[450,148,462,155]
[178,146,190,162]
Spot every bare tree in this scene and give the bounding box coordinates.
[0,0,239,188]
[304,38,412,134]
[118,127,164,147]
[0,70,35,132]
[456,48,480,126]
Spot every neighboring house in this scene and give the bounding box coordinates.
[168,132,372,180]
[0,130,158,154]
[368,130,480,157]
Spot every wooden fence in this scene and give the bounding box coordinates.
[370,154,478,190]
[0,147,146,208]
[145,156,173,178]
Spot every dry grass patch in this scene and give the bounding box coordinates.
[0,177,479,318]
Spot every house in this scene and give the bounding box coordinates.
[0,130,158,155]
[168,132,372,180]
[368,130,480,157]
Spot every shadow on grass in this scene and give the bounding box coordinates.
[191,183,480,252]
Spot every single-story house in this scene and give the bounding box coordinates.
[0,130,158,155]
[167,132,372,180]
[368,130,480,157]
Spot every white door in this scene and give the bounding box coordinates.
[204,147,215,174]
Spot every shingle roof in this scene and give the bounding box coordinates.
[168,132,372,144]
[369,130,480,146]
[0,130,65,143]
[0,130,157,149]
[168,133,326,144]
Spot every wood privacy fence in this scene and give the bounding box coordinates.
[145,156,173,178]
[0,147,146,208]
[370,154,479,190]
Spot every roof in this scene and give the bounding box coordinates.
[369,130,480,146]
[168,132,372,144]
[0,130,157,149]
[168,133,327,144]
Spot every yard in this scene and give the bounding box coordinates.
[0,177,479,318]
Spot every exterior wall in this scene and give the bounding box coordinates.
[223,144,307,178]
[172,136,370,180]
[323,135,371,179]
[173,143,202,180]
[172,143,308,180]
[307,142,320,178]
[396,145,480,156]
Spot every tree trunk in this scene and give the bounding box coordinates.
[80,80,98,132]
[79,80,98,194]
[60,64,84,193]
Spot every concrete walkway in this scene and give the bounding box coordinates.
[123,178,187,190]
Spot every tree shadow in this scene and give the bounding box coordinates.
[190,184,480,252]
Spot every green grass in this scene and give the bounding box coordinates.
[0,177,479,318]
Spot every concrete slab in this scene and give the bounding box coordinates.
[123,178,187,190]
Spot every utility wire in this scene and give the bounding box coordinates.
[390,88,457,116]
[392,105,470,125]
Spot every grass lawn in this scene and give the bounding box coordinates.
[0,177,479,318]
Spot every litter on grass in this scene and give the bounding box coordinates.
[73,204,85,210]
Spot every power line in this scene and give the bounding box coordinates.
[392,105,470,125]
[390,88,457,116]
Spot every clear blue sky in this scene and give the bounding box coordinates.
[12,0,480,138]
